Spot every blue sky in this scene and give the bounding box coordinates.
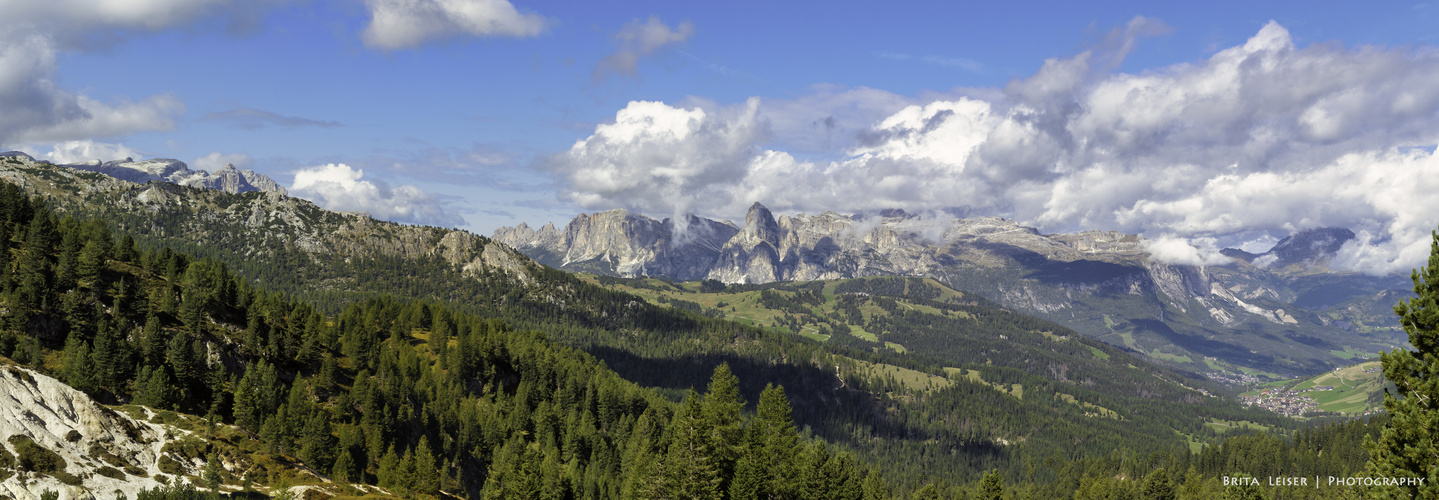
[5,0,1439,273]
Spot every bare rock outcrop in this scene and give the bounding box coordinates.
[0,365,190,500]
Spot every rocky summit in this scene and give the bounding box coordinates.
[495,204,1411,375]
[0,152,289,195]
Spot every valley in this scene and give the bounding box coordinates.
[0,154,1410,499]
[496,205,1412,381]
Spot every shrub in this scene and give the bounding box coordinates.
[8,436,65,474]
[97,466,126,479]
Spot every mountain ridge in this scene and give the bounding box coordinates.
[495,205,1410,377]
[0,151,286,195]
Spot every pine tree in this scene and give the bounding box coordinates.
[1366,230,1439,499]
[204,452,222,493]
[1141,468,1175,500]
[141,314,167,365]
[378,445,401,488]
[754,384,801,498]
[729,452,765,500]
[701,363,744,493]
[168,332,195,384]
[662,391,722,500]
[299,413,337,473]
[76,238,105,288]
[332,449,355,483]
[134,367,177,410]
[911,484,942,500]
[799,441,832,499]
[861,468,888,500]
[413,436,439,495]
[978,469,1005,500]
[115,234,138,263]
[62,336,96,395]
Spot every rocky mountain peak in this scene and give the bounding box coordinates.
[737,202,782,250]
[1222,227,1355,269]
[1268,227,1355,266]
[63,157,287,196]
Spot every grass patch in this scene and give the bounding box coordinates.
[947,369,1023,400]
[1148,350,1193,364]
[1087,345,1110,360]
[1205,419,1270,434]
[1055,393,1119,419]
[850,358,951,393]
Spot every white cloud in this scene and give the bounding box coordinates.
[361,0,546,50]
[1143,235,1232,267]
[545,99,763,222]
[35,140,144,164]
[593,16,694,82]
[0,35,185,146]
[547,19,1439,275]
[0,0,293,147]
[193,152,254,171]
[290,163,463,226]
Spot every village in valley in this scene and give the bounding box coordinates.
[1237,362,1387,417]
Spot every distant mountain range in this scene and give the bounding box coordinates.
[495,203,1411,377]
[0,151,286,195]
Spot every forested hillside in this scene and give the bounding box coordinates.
[0,180,886,499]
[0,161,1399,499]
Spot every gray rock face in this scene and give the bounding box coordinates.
[0,366,183,500]
[495,203,1410,375]
[65,157,287,195]
[494,203,1152,285]
[493,209,740,281]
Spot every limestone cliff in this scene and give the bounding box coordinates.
[0,365,188,500]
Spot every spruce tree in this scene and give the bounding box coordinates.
[662,391,722,500]
[413,436,439,495]
[861,468,888,500]
[62,336,96,394]
[1141,468,1175,500]
[754,384,801,498]
[1366,230,1439,499]
[978,469,1005,500]
[332,449,355,483]
[701,363,744,493]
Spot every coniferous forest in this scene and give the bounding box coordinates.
[0,168,1431,500]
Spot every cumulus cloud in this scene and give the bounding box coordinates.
[361,0,546,50]
[290,163,463,226]
[0,0,300,147]
[0,35,184,146]
[193,152,254,171]
[546,19,1439,275]
[545,99,763,222]
[593,16,694,82]
[1143,235,1232,267]
[35,140,144,164]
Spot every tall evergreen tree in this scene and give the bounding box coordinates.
[978,469,1005,500]
[1141,468,1175,500]
[754,384,801,498]
[662,391,722,500]
[62,336,96,395]
[702,363,744,494]
[1367,230,1439,499]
